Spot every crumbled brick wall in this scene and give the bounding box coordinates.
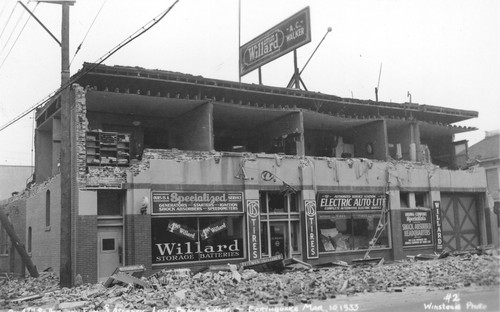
[76,215,97,283]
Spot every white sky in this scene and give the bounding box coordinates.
[0,0,498,166]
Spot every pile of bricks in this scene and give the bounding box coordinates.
[1,252,498,310]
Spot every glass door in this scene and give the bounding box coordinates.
[269,222,288,257]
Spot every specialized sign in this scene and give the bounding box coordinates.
[433,201,444,251]
[151,191,243,214]
[304,200,319,259]
[239,7,311,76]
[401,209,433,247]
[246,199,261,260]
[317,194,386,211]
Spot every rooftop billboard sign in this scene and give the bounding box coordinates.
[239,7,311,76]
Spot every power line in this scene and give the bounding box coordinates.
[70,0,107,67]
[0,2,25,58]
[0,2,39,72]
[0,1,19,42]
[0,0,180,133]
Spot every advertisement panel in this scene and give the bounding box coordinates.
[304,200,319,259]
[401,209,433,247]
[239,7,311,76]
[433,201,444,251]
[317,194,386,211]
[151,191,243,214]
[246,199,261,260]
[152,217,244,264]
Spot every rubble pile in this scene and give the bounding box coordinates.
[1,252,498,310]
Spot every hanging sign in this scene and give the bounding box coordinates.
[304,200,319,259]
[152,191,243,214]
[239,7,311,76]
[167,220,197,240]
[317,194,386,211]
[401,209,433,247]
[246,199,261,260]
[200,219,227,240]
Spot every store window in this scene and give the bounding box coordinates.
[318,213,389,252]
[98,190,123,216]
[317,193,390,253]
[151,216,244,264]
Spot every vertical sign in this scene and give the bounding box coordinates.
[433,201,443,251]
[304,200,319,259]
[246,200,261,260]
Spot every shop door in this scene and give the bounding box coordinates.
[441,194,479,251]
[97,227,123,281]
[270,222,288,257]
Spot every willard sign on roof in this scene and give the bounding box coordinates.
[239,7,311,76]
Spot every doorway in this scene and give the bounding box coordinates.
[270,222,288,257]
[97,227,123,281]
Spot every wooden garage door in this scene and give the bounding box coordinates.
[441,194,480,251]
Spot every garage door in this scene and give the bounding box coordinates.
[441,194,480,251]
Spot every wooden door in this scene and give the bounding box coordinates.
[441,194,479,251]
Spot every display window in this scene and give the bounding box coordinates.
[151,216,244,264]
[317,212,390,252]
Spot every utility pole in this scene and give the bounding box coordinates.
[25,0,74,287]
[59,1,73,288]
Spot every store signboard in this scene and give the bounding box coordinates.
[401,209,433,247]
[152,217,244,264]
[151,191,243,214]
[304,200,319,259]
[246,200,261,260]
[239,7,311,76]
[317,194,386,211]
[433,201,443,251]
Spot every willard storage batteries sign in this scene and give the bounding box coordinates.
[151,191,243,214]
[401,209,433,247]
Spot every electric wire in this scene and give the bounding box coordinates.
[70,0,107,67]
[0,0,180,133]
[0,1,18,44]
[0,2,25,58]
[0,2,39,72]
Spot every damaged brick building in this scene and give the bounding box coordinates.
[1,63,497,283]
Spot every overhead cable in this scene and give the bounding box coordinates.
[0,2,39,72]
[70,0,107,67]
[0,1,19,43]
[0,0,180,133]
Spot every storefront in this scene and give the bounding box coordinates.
[316,193,391,254]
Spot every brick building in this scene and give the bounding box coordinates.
[0,63,497,283]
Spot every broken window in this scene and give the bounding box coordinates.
[97,190,123,216]
[318,213,390,252]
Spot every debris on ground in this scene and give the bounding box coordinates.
[1,251,499,310]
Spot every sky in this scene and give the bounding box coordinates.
[0,0,498,166]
